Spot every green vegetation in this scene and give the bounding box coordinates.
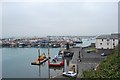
[82,45,120,78]
[86,47,96,53]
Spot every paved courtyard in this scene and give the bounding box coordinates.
[70,47,106,77]
[54,47,106,78]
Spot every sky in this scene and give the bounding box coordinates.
[1,0,119,38]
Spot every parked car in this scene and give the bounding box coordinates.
[62,71,77,77]
[101,53,106,56]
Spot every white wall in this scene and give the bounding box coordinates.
[96,39,118,49]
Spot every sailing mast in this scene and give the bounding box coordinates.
[38,48,41,77]
[38,48,40,63]
[48,47,50,79]
[62,45,65,72]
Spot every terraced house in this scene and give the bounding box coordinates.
[95,33,120,55]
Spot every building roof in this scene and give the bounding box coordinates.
[96,33,120,39]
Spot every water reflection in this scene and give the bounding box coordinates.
[32,58,72,78]
[47,58,72,78]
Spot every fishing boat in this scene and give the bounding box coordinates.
[48,55,64,67]
[58,50,74,57]
[31,49,48,65]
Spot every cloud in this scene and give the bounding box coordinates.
[2,2,118,38]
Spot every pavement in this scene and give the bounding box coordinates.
[54,47,106,78]
[70,47,106,78]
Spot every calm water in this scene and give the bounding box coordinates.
[2,38,95,78]
[2,48,64,78]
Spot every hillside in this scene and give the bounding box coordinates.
[82,45,120,78]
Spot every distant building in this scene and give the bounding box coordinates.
[96,33,120,54]
[95,33,120,55]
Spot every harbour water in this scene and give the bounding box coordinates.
[2,48,63,78]
[2,38,95,78]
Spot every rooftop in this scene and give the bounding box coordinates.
[96,33,120,39]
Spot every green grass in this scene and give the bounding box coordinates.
[86,47,96,52]
[82,45,120,78]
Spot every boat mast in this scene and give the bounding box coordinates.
[38,48,41,77]
[48,47,50,63]
[48,47,50,79]
[62,45,64,72]
[38,48,40,63]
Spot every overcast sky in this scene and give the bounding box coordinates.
[1,0,119,38]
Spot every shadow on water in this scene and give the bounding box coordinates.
[30,48,72,78]
[34,47,73,78]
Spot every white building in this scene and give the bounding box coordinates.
[96,33,120,50]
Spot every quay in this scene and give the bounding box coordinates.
[53,46,106,79]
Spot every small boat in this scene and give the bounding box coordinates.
[31,49,48,65]
[73,38,82,44]
[58,50,74,57]
[48,56,64,67]
[31,58,48,65]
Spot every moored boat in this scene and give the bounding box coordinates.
[31,49,48,65]
[58,50,74,57]
[48,56,64,67]
[31,58,48,65]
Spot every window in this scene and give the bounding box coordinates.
[107,47,109,49]
[113,43,115,45]
[100,43,102,45]
[102,39,103,41]
[107,43,109,45]
[113,39,115,41]
[107,39,109,41]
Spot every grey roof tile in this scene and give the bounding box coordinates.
[96,33,120,39]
